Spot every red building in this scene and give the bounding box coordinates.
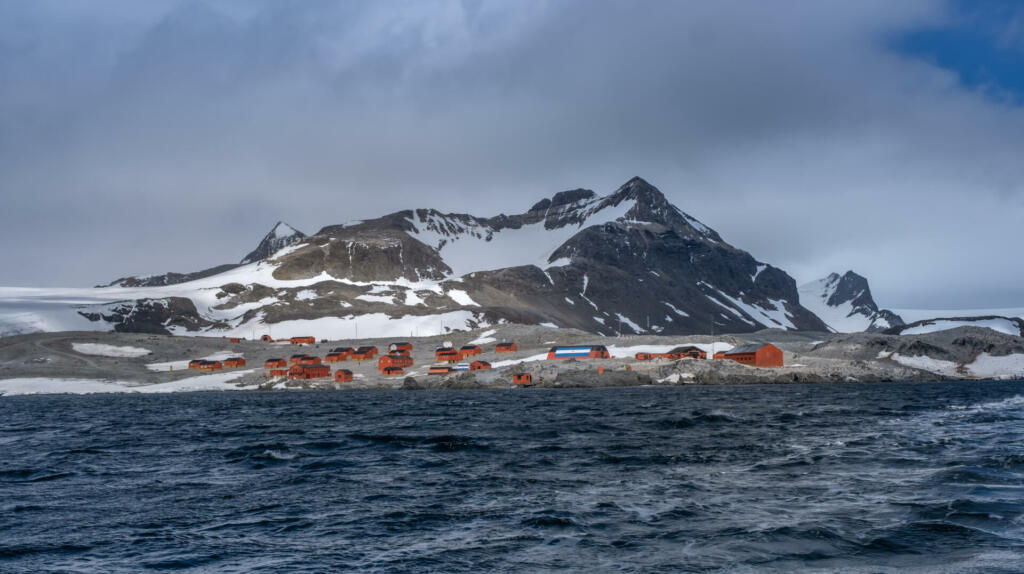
[382,366,405,376]
[334,369,353,383]
[513,373,532,385]
[388,342,413,354]
[289,364,330,379]
[265,358,287,369]
[290,336,316,345]
[378,354,414,370]
[223,357,246,368]
[716,344,783,367]
[435,348,461,363]
[469,360,491,371]
[495,342,518,353]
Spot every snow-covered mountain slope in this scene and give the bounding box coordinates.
[0,177,830,338]
[798,271,904,333]
[885,316,1024,337]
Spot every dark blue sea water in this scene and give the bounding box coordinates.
[3,382,1024,573]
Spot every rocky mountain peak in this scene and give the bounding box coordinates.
[826,271,876,312]
[799,270,904,333]
[240,221,306,265]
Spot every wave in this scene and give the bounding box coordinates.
[347,433,490,452]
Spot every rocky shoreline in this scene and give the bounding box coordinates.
[1,324,1022,395]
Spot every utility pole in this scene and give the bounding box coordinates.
[710,313,715,359]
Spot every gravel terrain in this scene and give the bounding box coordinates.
[1,325,1021,394]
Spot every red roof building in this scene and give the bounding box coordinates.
[717,344,783,368]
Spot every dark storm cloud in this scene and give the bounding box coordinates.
[1,0,1023,309]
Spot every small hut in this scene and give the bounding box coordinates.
[495,342,518,353]
[334,369,353,383]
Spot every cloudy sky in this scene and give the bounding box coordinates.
[1,0,1023,309]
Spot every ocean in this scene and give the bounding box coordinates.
[2,382,1024,572]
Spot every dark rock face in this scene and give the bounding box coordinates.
[104,264,241,288]
[272,226,450,282]
[240,221,306,265]
[78,297,224,335]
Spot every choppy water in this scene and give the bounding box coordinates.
[3,382,1024,572]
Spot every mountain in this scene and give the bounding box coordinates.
[798,271,904,333]
[240,222,306,265]
[102,222,304,288]
[1,178,832,338]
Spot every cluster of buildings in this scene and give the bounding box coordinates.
[193,334,785,387]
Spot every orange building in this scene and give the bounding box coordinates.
[495,342,518,353]
[382,366,405,376]
[188,359,204,370]
[378,354,414,370]
[290,336,316,345]
[223,357,246,368]
[334,369,353,382]
[289,354,307,365]
[197,360,223,371]
[260,335,274,342]
[513,373,532,385]
[469,360,491,371]
[265,358,287,369]
[459,345,482,357]
[269,369,288,377]
[289,364,330,379]
[716,344,783,367]
[353,346,378,359]
[324,352,347,363]
[435,348,460,363]
[428,366,453,375]
[388,342,413,354]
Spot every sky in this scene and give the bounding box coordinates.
[1,0,1023,310]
